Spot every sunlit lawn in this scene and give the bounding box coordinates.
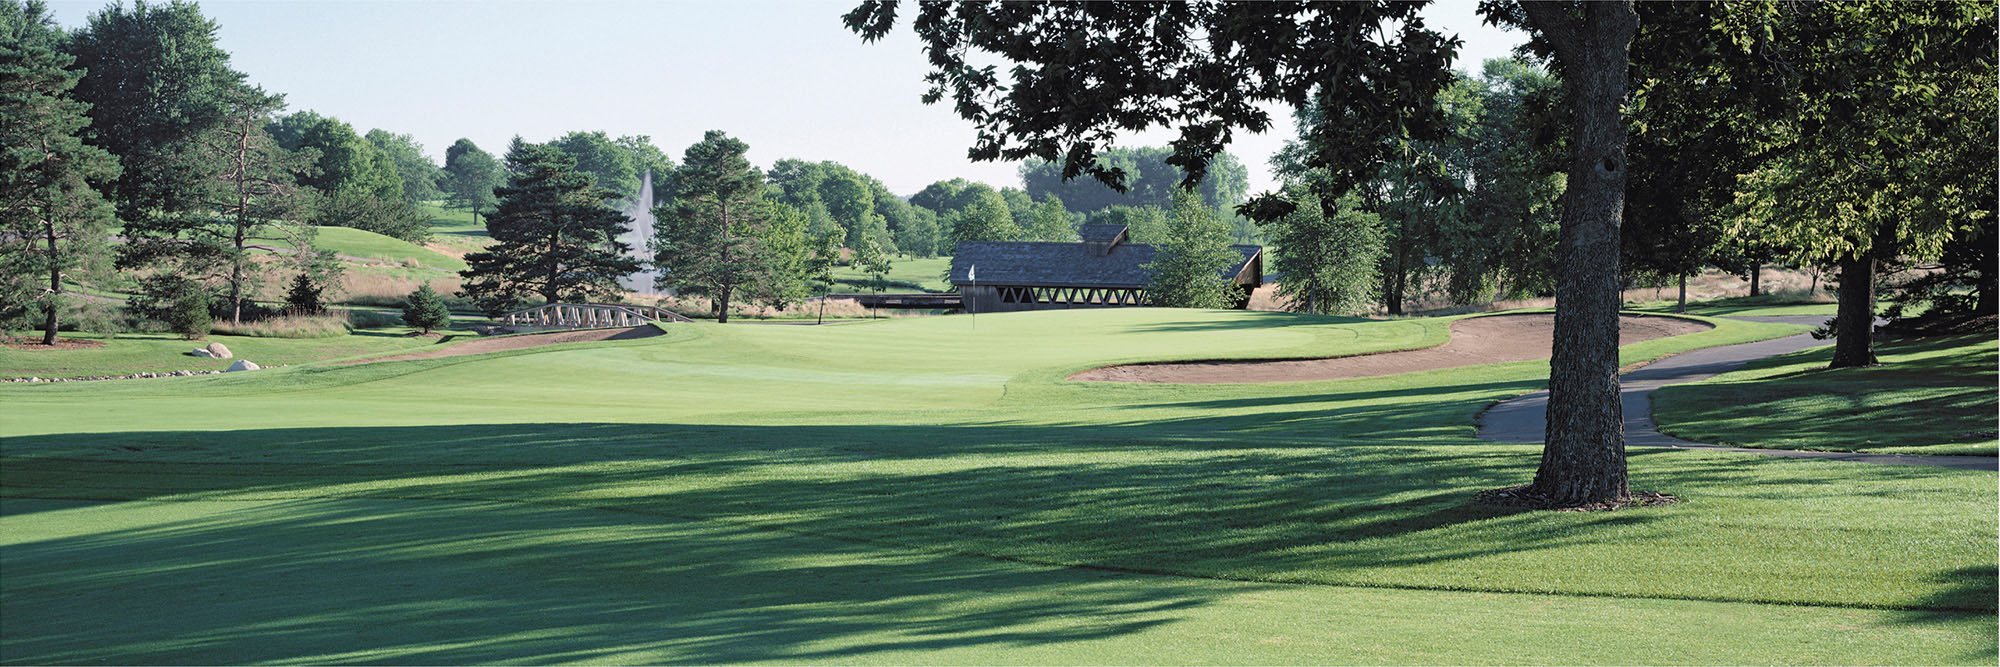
[2,309,1992,664]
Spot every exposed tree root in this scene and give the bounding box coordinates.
[1473,484,1681,512]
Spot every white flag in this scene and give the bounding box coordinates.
[969,264,976,282]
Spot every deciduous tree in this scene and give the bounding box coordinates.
[1704,1,1995,367]
[441,138,502,223]
[68,0,242,222]
[365,129,442,204]
[851,0,1646,507]
[1145,192,1238,309]
[1262,188,1383,315]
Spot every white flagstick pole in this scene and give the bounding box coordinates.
[968,264,976,334]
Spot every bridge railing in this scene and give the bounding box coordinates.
[498,302,694,329]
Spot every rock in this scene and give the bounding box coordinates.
[225,360,260,372]
[192,349,213,358]
[205,342,232,359]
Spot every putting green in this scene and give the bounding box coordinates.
[3,309,1993,664]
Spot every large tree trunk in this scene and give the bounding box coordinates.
[1676,273,1686,313]
[1523,0,1638,507]
[42,223,60,346]
[1748,263,1761,297]
[1829,254,1877,367]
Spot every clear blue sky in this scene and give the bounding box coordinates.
[44,0,1525,196]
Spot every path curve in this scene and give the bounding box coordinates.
[344,326,664,364]
[1477,315,1996,471]
[1071,313,1711,384]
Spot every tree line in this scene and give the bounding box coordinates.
[10,0,1288,338]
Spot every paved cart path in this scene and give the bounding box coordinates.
[1477,315,1997,471]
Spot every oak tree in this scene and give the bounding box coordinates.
[851,0,1645,507]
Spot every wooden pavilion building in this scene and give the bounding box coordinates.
[949,224,1263,313]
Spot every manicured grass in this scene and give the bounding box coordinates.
[830,255,953,293]
[3,496,1988,665]
[266,226,469,273]
[0,326,475,379]
[1654,334,1999,455]
[417,201,493,254]
[2,309,1992,663]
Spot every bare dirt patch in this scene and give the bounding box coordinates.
[3,337,108,350]
[1069,313,1711,384]
[346,326,663,364]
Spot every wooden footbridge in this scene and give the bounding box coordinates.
[498,302,695,329]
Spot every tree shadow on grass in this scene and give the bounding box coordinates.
[1,496,1221,664]
[1123,310,1383,333]
[2,418,1992,663]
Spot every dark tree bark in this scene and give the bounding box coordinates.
[1748,264,1761,297]
[1829,254,1877,367]
[1524,0,1639,507]
[1676,273,1686,313]
[41,225,60,345]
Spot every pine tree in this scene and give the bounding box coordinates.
[400,283,451,334]
[459,139,641,315]
[282,273,324,315]
[0,1,122,344]
[1144,192,1239,309]
[121,84,309,325]
[653,131,780,324]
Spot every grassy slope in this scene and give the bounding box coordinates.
[1654,334,1999,455]
[417,202,492,254]
[0,326,476,379]
[260,226,468,272]
[2,309,1992,664]
[830,255,953,293]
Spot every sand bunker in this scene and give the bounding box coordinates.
[350,326,664,364]
[1070,313,1711,384]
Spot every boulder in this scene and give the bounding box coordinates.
[191,349,213,358]
[205,342,232,359]
[225,360,260,372]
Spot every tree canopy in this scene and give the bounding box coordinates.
[0,0,122,343]
[69,0,243,222]
[851,0,1651,508]
[459,140,641,314]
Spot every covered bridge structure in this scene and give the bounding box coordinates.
[949,224,1262,313]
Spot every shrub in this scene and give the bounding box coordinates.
[345,309,404,329]
[401,283,452,333]
[128,275,213,340]
[210,314,348,338]
[283,274,327,315]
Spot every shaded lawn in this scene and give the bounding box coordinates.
[2,309,1992,664]
[3,496,1990,666]
[1654,334,1999,455]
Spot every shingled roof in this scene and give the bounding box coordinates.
[949,241,1262,289]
